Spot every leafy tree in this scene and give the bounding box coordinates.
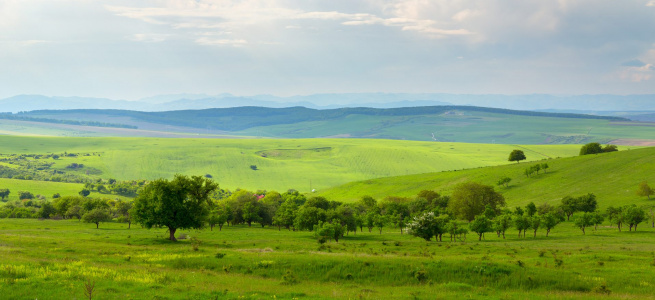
[541,213,559,237]
[79,189,91,197]
[560,196,577,220]
[132,175,218,241]
[493,213,512,239]
[407,212,435,241]
[314,220,345,243]
[82,208,112,229]
[446,222,468,242]
[115,201,133,228]
[52,193,60,199]
[305,196,330,210]
[37,202,56,219]
[448,182,505,221]
[525,202,537,217]
[624,205,647,231]
[602,144,618,153]
[514,215,531,238]
[294,206,326,231]
[591,211,604,230]
[508,150,526,163]
[496,176,511,188]
[273,199,297,230]
[18,191,34,200]
[0,189,10,201]
[66,205,83,220]
[359,195,377,210]
[579,143,603,155]
[574,212,593,234]
[637,181,654,200]
[529,216,541,238]
[365,211,377,232]
[469,215,492,241]
[576,193,597,213]
[541,163,549,173]
[374,214,389,234]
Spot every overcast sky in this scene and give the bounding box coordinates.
[1,0,654,100]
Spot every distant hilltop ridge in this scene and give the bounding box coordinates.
[1,93,655,113]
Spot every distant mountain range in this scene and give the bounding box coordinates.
[1,93,655,114]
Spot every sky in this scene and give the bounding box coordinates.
[1,0,655,100]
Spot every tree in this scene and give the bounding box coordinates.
[0,189,9,201]
[525,202,537,217]
[602,144,618,153]
[541,163,549,173]
[132,175,218,241]
[591,211,604,230]
[18,191,34,200]
[606,206,624,231]
[448,182,506,221]
[576,193,597,213]
[624,205,647,231]
[469,215,492,241]
[514,215,531,238]
[314,220,345,243]
[241,201,260,227]
[294,206,326,231]
[115,201,133,228]
[496,176,511,188]
[529,216,541,238]
[374,215,389,234]
[407,212,438,241]
[37,202,56,219]
[579,143,602,155]
[560,196,577,220]
[493,213,512,239]
[574,212,593,234]
[637,181,654,200]
[82,208,112,229]
[273,199,297,230]
[541,213,559,237]
[508,150,526,163]
[79,189,91,197]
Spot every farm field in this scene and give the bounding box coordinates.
[318,147,655,208]
[1,218,654,299]
[0,136,581,193]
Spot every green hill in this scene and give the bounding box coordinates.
[8,106,655,144]
[317,147,655,208]
[0,136,580,193]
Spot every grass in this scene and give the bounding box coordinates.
[1,218,654,299]
[0,178,85,202]
[317,147,655,208]
[0,136,581,193]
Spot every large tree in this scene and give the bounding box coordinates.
[448,182,506,221]
[82,208,112,229]
[0,189,10,201]
[508,150,526,163]
[132,175,218,241]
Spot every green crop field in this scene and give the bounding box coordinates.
[317,147,655,208]
[0,136,581,193]
[1,218,654,299]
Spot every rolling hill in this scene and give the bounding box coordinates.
[317,147,655,208]
[3,106,655,145]
[0,136,581,193]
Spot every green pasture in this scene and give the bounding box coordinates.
[0,178,85,202]
[0,136,580,192]
[1,218,654,299]
[235,111,655,144]
[318,147,655,208]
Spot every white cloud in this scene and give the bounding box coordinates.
[194,37,248,46]
[647,0,655,7]
[130,33,169,43]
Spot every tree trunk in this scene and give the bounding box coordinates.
[219,224,223,231]
[169,227,177,241]
[210,224,214,231]
[533,230,536,238]
[582,227,585,235]
[546,229,550,237]
[128,221,131,229]
[247,221,252,227]
[96,222,99,229]
[478,233,482,241]
[502,231,505,239]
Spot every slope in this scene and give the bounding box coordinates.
[317,147,655,208]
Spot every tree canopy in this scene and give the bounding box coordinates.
[132,174,218,241]
[448,182,506,221]
[508,150,526,163]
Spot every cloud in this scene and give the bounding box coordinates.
[622,59,647,67]
[194,38,248,46]
[647,0,655,7]
[130,34,169,43]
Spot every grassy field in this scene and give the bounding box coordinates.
[1,218,654,299]
[317,147,655,208]
[0,136,581,193]
[0,178,85,202]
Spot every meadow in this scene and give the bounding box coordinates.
[1,218,654,299]
[0,136,580,193]
[318,146,655,208]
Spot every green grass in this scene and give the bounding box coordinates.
[317,147,655,208]
[1,218,654,299]
[0,136,581,192]
[0,178,85,202]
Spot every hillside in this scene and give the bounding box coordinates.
[0,136,580,193]
[4,106,655,145]
[317,147,655,208]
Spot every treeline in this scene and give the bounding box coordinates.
[1,113,137,129]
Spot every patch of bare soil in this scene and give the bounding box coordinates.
[608,139,655,146]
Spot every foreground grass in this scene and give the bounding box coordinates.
[1,219,654,299]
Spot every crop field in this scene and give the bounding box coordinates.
[1,218,654,299]
[0,136,581,193]
[318,147,655,208]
